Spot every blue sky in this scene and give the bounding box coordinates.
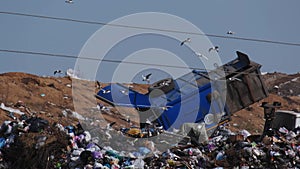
[0,1,300,82]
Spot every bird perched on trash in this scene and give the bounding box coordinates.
[107,122,116,129]
[65,0,73,4]
[208,46,219,52]
[105,122,115,140]
[96,103,111,112]
[227,31,235,35]
[145,119,153,125]
[180,38,191,46]
[142,73,152,83]
[194,52,209,60]
[54,70,63,75]
[172,128,180,133]
[100,89,111,94]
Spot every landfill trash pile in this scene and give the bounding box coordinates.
[0,111,300,169]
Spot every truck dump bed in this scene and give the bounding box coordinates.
[224,51,268,113]
[96,51,268,132]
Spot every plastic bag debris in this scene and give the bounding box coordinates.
[0,103,25,115]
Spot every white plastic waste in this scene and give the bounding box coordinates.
[0,103,25,115]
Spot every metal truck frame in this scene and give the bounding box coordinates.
[96,51,268,133]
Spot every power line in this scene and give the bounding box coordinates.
[0,49,206,71]
[1,11,300,47]
[0,48,263,76]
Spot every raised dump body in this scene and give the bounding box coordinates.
[96,51,268,133]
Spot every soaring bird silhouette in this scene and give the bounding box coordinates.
[227,31,235,35]
[208,46,219,52]
[100,89,111,94]
[213,63,219,68]
[95,81,102,89]
[65,0,73,4]
[159,106,172,111]
[142,73,152,83]
[120,89,129,95]
[194,52,209,60]
[228,77,242,82]
[54,70,63,75]
[180,38,191,46]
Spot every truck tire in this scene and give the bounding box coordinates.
[148,78,175,97]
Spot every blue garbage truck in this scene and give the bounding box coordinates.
[96,51,268,134]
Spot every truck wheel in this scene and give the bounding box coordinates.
[148,78,175,97]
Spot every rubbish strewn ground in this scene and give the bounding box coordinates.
[0,72,300,168]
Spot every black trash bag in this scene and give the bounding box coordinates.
[20,114,28,121]
[26,117,49,132]
[80,150,94,165]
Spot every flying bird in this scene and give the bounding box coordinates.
[161,81,170,86]
[142,73,152,83]
[65,0,73,4]
[96,81,102,89]
[120,89,129,95]
[226,31,235,35]
[208,46,219,52]
[101,89,111,94]
[213,63,219,68]
[180,38,191,46]
[228,77,242,82]
[126,84,134,89]
[160,106,172,111]
[54,70,63,75]
[194,52,208,60]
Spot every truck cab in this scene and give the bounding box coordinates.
[272,110,300,131]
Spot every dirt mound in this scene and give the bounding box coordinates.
[262,72,300,96]
[1,71,300,133]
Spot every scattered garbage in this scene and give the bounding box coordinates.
[25,117,49,132]
[34,135,47,149]
[0,103,25,115]
[62,109,85,120]
[1,100,300,169]
[0,113,299,169]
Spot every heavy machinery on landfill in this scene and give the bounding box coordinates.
[96,51,269,135]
